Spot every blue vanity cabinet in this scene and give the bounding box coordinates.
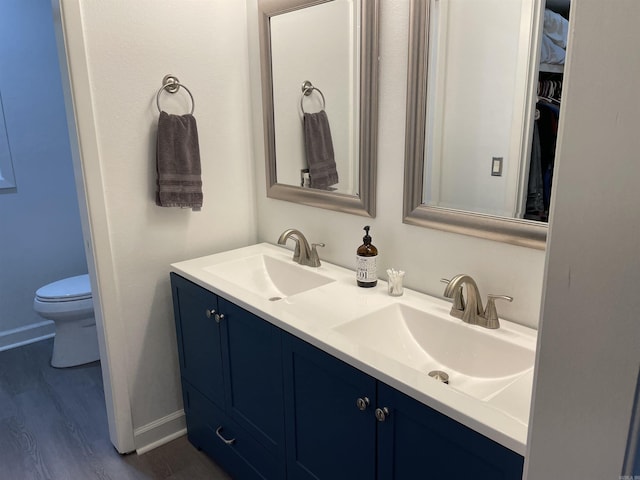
[376,383,524,480]
[282,333,377,480]
[172,272,524,480]
[171,273,285,479]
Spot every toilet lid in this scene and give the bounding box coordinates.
[36,274,92,302]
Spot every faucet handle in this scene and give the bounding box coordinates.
[309,243,325,267]
[440,278,465,317]
[483,294,513,329]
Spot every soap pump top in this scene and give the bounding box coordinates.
[356,226,378,287]
[359,226,376,252]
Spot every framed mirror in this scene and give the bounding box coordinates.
[403,0,558,249]
[258,0,379,217]
[0,90,16,189]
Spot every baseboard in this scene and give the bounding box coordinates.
[0,321,55,352]
[134,409,187,455]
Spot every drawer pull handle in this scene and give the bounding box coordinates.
[356,397,370,411]
[215,426,235,445]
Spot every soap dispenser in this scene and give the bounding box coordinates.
[356,226,378,287]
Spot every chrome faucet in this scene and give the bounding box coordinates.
[277,229,324,267]
[441,274,512,329]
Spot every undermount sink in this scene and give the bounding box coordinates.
[334,303,535,400]
[203,254,335,299]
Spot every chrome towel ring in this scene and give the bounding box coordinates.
[300,80,326,114]
[156,74,195,115]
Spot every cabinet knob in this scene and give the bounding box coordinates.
[205,309,216,319]
[375,407,390,422]
[356,397,370,411]
[214,313,225,323]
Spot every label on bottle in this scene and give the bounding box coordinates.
[356,255,377,284]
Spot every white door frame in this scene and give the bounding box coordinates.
[52,0,135,454]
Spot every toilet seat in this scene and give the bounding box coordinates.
[35,274,92,302]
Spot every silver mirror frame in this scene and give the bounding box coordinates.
[259,0,379,217]
[403,0,547,250]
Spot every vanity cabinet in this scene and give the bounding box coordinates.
[282,333,524,480]
[171,273,523,480]
[171,273,285,479]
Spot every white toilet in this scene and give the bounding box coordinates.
[33,274,100,368]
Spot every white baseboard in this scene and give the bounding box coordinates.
[134,409,187,455]
[0,321,55,352]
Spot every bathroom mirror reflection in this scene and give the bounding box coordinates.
[404,0,569,249]
[258,0,379,217]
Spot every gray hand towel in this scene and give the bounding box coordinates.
[156,111,203,209]
[303,110,339,190]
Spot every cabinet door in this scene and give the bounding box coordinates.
[171,273,225,407]
[218,298,286,461]
[377,383,524,480]
[282,333,377,480]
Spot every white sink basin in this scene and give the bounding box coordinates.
[334,303,535,400]
[203,254,335,299]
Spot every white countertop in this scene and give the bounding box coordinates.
[171,243,536,455]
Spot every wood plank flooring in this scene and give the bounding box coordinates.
[0,339,231,480]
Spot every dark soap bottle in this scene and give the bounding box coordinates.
[356,226,378,288]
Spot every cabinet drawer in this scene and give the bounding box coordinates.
[183,381,281,480]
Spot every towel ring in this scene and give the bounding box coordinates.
[300,80,326,114]
[156,74,195,115]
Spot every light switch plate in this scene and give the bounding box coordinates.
[491,157,503,177]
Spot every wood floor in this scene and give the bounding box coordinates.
[0,339,231,480]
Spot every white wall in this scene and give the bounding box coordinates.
[248,0,546,330]
[58,0,257,452]
[0,0,86,347]
[525,1,640,477]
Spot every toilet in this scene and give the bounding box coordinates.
[33,274,100,368]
